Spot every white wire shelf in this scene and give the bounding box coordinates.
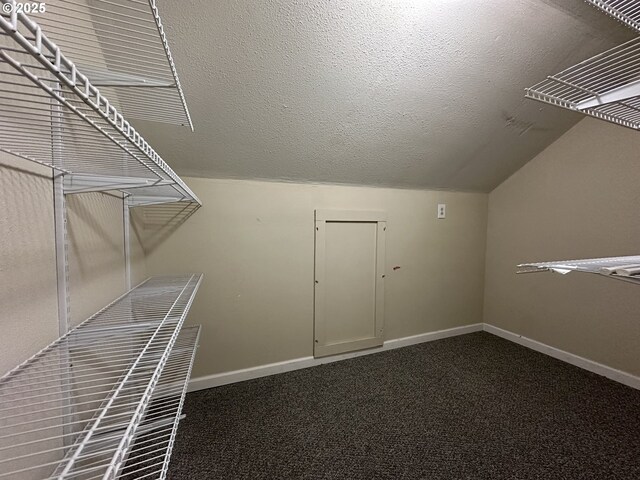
[119,325,199,480]
[20,0,193,130]
[517,255,640,285]
[0,0,200,208]
[526,36,640,131]
[0,274,203,479]
[586,0,640,34]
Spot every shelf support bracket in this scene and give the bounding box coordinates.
[123,195,131,291]
[52,81,76,451]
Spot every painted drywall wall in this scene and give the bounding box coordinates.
[67,193,127,327]
[0,156,147,374]
[145,177,488,378]
[484,117,640,376]
[0,156,59,375]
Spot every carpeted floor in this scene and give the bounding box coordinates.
[167,332,640,479]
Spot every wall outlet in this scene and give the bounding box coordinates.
[437,204,446,219]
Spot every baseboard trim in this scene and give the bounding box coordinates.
[189,322,640,392]
[483,324,640,391]
[188,323,483,392]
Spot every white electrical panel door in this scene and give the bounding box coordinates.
[314,210,386,357]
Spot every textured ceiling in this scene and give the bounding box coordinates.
[136,0,632,192]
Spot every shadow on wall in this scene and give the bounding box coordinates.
[132,202,200,253]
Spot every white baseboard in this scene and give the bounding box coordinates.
[189,322,640,393]
[483,324,640,391]
[188,323,483,392]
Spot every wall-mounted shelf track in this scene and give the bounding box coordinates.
[0,274,203,479]
[585,0,640,34]
[0,0,200,212]
[517,255,640,285]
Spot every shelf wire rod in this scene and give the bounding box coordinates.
[4,51,168,79]
[117,450,172,478]
[20,9,161,41]
[16,32,173,70]
[32,22,160,50]
[1,284,194,394]
[1,332,186,371]
[586,0,640,32]
[42,0,158,28]
[561,44,640,79]
[0,61,172,92]
[56,277,197,478]
[5,326,200,479]
[8,48,173,79]
[0,351,194,398]
[0,135,151,159]
[565,57,640,92]
[598,102,640,118]
[148,0,194,131]
[556,60,640,93]
[0,406,183,477]
[559,37,640,75]
[564,66,640,93]
[0,377,176,419]
[0,390,186,435]
[103,100,190,117]
[0,414,174,466]
[47,422,179,475]
[576,59,640,89]
[28,27,161,57]
[158,323,201,479]
[0,377,190,444]
[25,41,175,79]
[75,433,174,474]
[0,277,153,385]
[0,53,172,183]
[0,355,192,404]
[0,405,174,445]
[58,0,149,14]
[0,383,185,428]
[0,13,200,203]
[1,330,195,386]
[40,4,160,33]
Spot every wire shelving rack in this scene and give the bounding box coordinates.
[24,0,193,130]
[0,275,202,479]
[0,2,204,478]
[525,1,640,131]
[586,0,640,34]
[518,3,640,282]
[0,0,200,209]
[526,37,640,131]
[517,255,640,285]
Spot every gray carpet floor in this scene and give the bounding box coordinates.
[167,332,640,479]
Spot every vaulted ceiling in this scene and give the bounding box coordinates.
[137,0,632,192]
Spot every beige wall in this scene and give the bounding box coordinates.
[0,156,146,375]
[0,157,58,375]
[145,178,488,379]
[484,117,640,376]
[67,193,126,327]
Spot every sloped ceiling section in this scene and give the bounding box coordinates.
[138,0,631,192]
